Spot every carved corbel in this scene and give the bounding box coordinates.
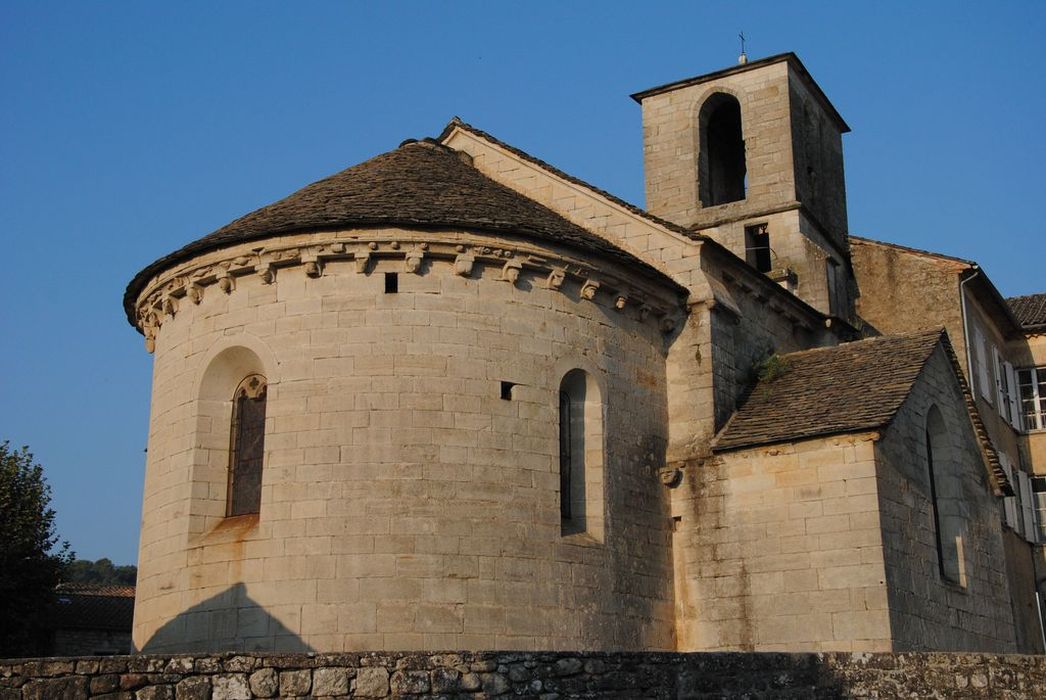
[141,312,159,354]
[614,294,628,310]
[329,242,346,254]
[639,305,653,321]
[580,279,600,300]
[258,263,276,285]
[162,296,178,318]
[453,253,475,277]
[404,250,424,274]
[304,260,323,278]
[187,282,204,304]
[355,250,371,274]
[660,315,678,334]
[501,259,523,285]
[659,466,683,488]
[546,267,566,290]
[217,270,235,294]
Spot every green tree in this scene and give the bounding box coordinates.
[66,558,137,586]
[0,441,73,657]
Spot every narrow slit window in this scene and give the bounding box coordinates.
[559,389,572,520]
[558,369,604,541]
[744,224,771,273]
[925,405,964,586]
[228,374,267,517]
[384,272,399,294]
[501,381,515,401]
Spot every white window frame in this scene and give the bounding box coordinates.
[1032,476,1046,543]
[1018,366,1046,432]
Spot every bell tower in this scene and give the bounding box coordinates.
[632,52,853,319]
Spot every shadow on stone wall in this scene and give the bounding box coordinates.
[140,583,311,654]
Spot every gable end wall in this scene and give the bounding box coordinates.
[874,345,1016,651]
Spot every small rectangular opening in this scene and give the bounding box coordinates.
[672,515,682,532]
[500,381,515,400]
[745,223,772,273]
[384,272,398,294]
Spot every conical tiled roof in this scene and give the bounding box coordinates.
[125,138,675,323]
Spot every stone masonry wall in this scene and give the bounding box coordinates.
[134,228,678,653]
[675,433,891,652]
[874,346,1016,651]
[640,60,797,230]
[637,60,851,318]
[4,651,1046,699]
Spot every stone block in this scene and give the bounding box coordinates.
[390,670,430,694]
[210,674,250,700]
[175,676,210,700]
[312,667,349,696]
[354,667,389,697]
[247,668,277,697]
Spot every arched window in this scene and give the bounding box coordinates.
[698,93,747,207]
[558,369,604,541]
[227,374,267,517]
[925,405,964,586]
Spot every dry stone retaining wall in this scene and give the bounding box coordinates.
[3,651,1045,699]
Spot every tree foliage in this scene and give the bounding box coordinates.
[66,558,137,586]
[0,441,73,657]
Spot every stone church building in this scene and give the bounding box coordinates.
[124,53,1046,654]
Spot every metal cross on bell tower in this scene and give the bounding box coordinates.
[738,32,748,65]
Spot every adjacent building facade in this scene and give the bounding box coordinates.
[124,53,1045,654]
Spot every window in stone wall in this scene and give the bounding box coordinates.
[1018,366,1046,431]
[1031,476,1046,543]
[925,405,965,586]
[227,374,267,517]
[558,369,605,541]
[698,92,746,207]
[744,223,772,273]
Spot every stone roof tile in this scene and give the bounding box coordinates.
[124,138,681,325]
[714,330,945,452]
[1007,293,1046,330]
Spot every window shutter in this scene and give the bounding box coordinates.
[1019,471,1036,543]
[1000,454,1018,531]
[973,327,991,400]
[992,345,1004,415]
[1006,362,1022,431]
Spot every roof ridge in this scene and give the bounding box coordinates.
[439,117,702,241]
[849,235,975,267]
[780,327,945,361]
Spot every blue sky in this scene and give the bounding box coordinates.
[1,2,1043,565]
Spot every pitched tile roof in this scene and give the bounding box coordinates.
[51,584,135,631]
[438,118,702,241]
[714,329,947,452]
[1007,293,1046,331]
[124,138,682,326]
[712,328,1010,494]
